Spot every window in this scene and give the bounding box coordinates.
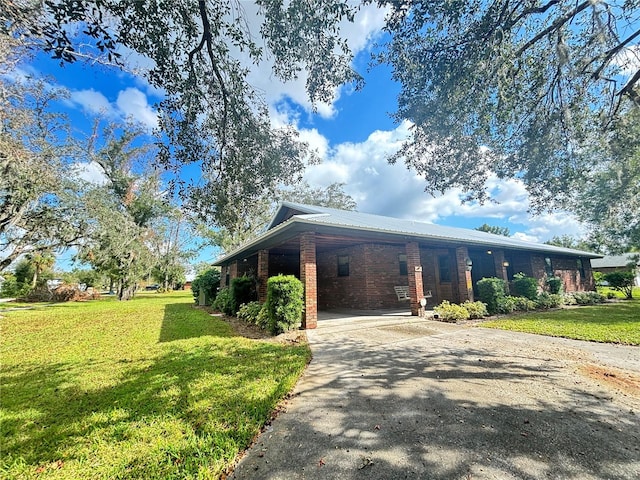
[544,257,554,277]
[577,258,585,278]
[337,255,350,277]
[438,255,451,282]
[398,254,408,275]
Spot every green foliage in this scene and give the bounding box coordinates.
[603,271,635,299]
[570,291,607,306]
[237,301,265,328]
[593,271,604,286]
[476,277,507,315]
[212,287,235,316]
[461,301,488,319]
[545,277,563,294]
[481,298,640,345]
[511,296,538,312]
[381,1,639,216]
[434,300,470,322]
[265,275,304,335]
[535,292,564,309]
[190,268,220,305]
[474,224,510,236]
[496,296,516,314]
[0,274,31,298]
[231,276,257,313]
[512,273,539,301]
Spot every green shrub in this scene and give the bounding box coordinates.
[603,271,635,299]
[237,301,263,326]
[0,274,32,299]
[546,276,563,294]
[265,275,304,334]
[212,287,235,315]
[563,293,577,305]
[191,268,221,305]
[476,277,507,314]
[511,296,537,311]
[231,276,257,312]
[536,292,564,309]
[571,291,606,305]
[434,300,470,322]
[512,272,539,300]
[461,300,488,319]
[497,296,517,314]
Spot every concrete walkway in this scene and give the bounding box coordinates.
[231,313,640,479]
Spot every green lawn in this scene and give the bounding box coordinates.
[481,298,640,345]
[0,291,310,479]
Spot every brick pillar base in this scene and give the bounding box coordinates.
[257,249,269,303]
[406,241,424,316]
[300,233,317,329]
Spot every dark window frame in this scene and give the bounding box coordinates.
[438,255,451,283]
[544,257,554,277]
[577,258,585,278]
[337,255,350,277]
[398,254,408,275]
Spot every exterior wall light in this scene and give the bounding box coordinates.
[503,261,510,267]
[465,257,473,271]
[486,250,492,255]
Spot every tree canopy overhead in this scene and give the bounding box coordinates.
[1,0,361,229]
[380,0,639,208]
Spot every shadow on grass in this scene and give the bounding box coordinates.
[158,302,236,343]
[1,340,309,478]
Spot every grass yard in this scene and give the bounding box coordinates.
[0,291,311,479]
[481,298,640,345]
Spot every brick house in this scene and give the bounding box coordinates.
[213,202,601,328]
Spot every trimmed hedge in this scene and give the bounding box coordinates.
[212,287,235,315]
[462,300,488,319]
[477,277,507,315]
[265,275,304,334]
[434,300,470,322]
[546,277,563,294]
[512,273,539,300]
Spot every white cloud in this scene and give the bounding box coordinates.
[236,2,389,119]
[613,45,640,76]
[71,161,108,185]
[70,89,114,116]
[116,87,159,130]
[300,121,587,243]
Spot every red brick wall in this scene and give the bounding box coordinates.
[257,250,268,303]
[317,244,368,309]
[530,254,595,292]
[317,243,411,310]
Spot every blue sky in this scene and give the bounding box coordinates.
[17,3,596,269]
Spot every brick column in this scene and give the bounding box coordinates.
[229,261,238,283]
[257,249,269,303]
[493,250,508,279]
[220,265,227,288]
[455,247,474,302]
[406,242,424,316]
[300,233,317,329]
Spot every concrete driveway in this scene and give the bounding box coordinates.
[231,312,640,479]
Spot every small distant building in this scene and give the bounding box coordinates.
[591,254,640,286]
